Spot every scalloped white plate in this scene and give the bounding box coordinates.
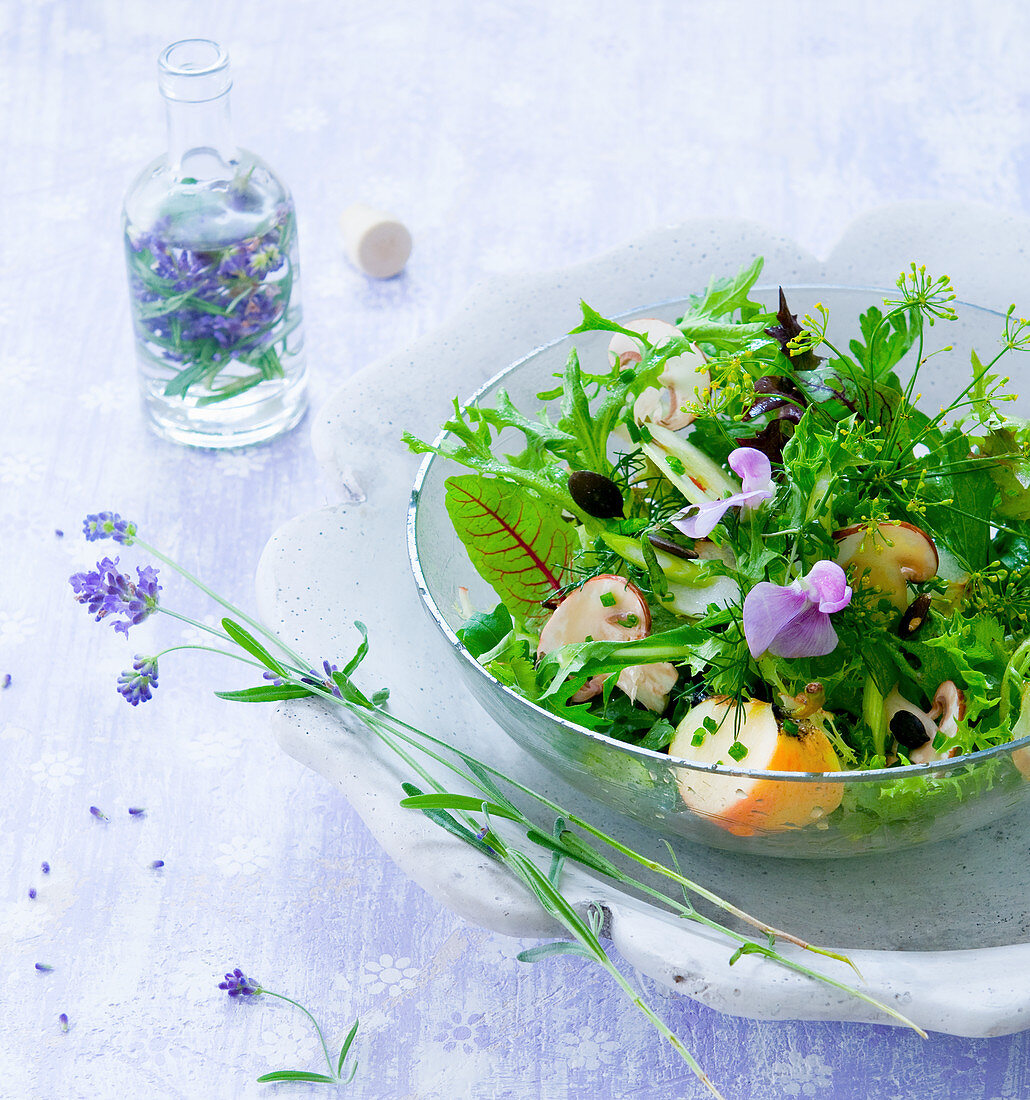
[258,204,1030,1036]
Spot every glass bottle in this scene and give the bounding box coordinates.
[123,39,308,447]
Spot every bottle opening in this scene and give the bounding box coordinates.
[159,39,231,102]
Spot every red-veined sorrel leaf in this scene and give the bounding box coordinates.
[445,474,573,623]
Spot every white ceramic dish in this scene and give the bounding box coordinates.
[259,204,1030,1035]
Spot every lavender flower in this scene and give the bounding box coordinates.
[128,807,146,817]
[150,860,165,870]
[125,203,295,401]
[219,968,262,997]
[117,655,159,706]
[83,512,137,545]
[743,560,853,659]
[301,661,343,699]
[35,963,53,972]
[90,806,108,821]
[69,558,160,636]
[28,888,36,899]
[41,861,50,874]
[673,448,775,538]
[59,1014,69,1033]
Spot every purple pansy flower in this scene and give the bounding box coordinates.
[69,558,160,636]
[743,560,853,659]
[672,448,775,539]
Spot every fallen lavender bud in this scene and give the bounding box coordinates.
[128,807,146,817]
[41,861,50,874]
[35,963,53,972]
[89,806,108,821]
[59,1013,69,1032]
[28,887,36,899]
[150,860,165,870]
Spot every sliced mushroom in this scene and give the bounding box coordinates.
[607,318,710,431]
[834,521,939,610]
[618,662,680,712]
[927,681,965,738]
[884,682,964,764]
[537,574,677,710]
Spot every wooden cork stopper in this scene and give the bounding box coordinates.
[339,203,412,278]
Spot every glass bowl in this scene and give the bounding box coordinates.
[408,286,1030,857]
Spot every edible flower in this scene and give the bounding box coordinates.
[218,967,262,997]
[69,558,160,636]
[117,655,159,706]
[743,560,852,659]
[672,447,775,538]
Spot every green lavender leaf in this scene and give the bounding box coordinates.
[398,792,523,823]
[517,941,594,963]
[256,1070,337,1083]
[336,1019,359,1077]
[523,826,622,879]
[399,784,499,860]
[214,684,311,702]
[221,618,288,677]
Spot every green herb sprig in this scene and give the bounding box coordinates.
[72,518,928,1100]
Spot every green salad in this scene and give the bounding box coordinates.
[406,259,1030,831]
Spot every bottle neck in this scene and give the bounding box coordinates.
[158,39,238,183]
[164,93,238,181]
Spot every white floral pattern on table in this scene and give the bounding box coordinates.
[558,1027,623,1072]
[0,454,46,484]
[29,751,85,789]
[0,611,38,644]
[361,954,421,998]
[183,729,244,769]
[214,836,273,876]
[767,1051,836,1098]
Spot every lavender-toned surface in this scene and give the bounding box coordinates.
[3,3,1030,1098]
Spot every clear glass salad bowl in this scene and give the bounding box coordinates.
[408,286,1030,857]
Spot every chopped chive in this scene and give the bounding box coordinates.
[599,592,616,607]
[690,731,705,747]
[728,742,748,762]
[665,455,686,475]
